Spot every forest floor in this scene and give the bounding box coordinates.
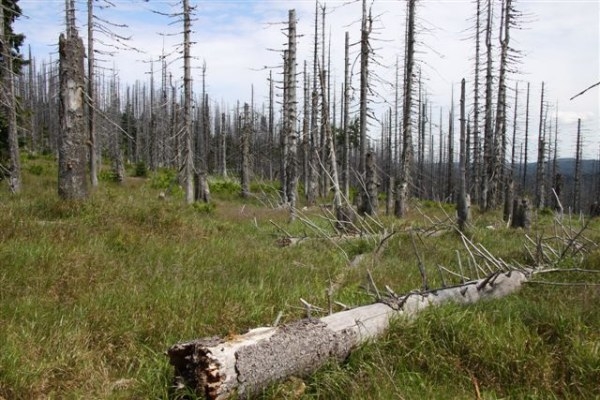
[1,154,599,399]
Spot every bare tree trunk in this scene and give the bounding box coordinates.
[241,103,251,199]
[386,109,394,214]
[342,31,350,200]
[58,6,88,200]
[535,82,545,209]
[268,70,274,181]
[472,0,482,205]
[86,0,98,187]
[27,47,37,153]
[358,0,373,213]
[457,79,470,231]
[494,0,512,214]
[280,51,289,204]
[218,112,227,177]
[447,90,455,202]
[359,151,378,215]
[395,0,416,217]
[319,4,330,198]
[182,0,194,204]
[302,61,309,195]
[522,82,530,188]
[504,81,518,222]
[550,105,559,210]
[109,77,124,182]
[285,10,298,219]
[318,65,351,230]
[1,3,21,193]
[573,118,582,214]
[481,0,494,211]
[305,0,319,207]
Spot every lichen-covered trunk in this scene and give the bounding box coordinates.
[58,29,88,200]
[168,270,529,399]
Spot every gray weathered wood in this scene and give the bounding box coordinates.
[58,23,88,200]
[168,270,529,399]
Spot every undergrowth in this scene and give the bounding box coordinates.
[0,157,598,399]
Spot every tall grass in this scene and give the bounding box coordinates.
[1,157,598,399]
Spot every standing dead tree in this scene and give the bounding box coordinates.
[284,9,298,218]
[240,103,251,199]
[0,0,21,193]
[58,0,88,200]
[395,0,416,217]
[457,79,470,231]
[182,0,195,204]
[357,0,375,215]
[534,82,546,209]
[86,0,98,187]
[481,0,494,210]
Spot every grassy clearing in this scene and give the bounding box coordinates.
[1,157,599,399]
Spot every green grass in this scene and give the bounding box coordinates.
[1,158,599,399]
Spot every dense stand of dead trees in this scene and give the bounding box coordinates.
[2,0,599,214]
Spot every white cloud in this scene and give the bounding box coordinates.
[13,0,600,158]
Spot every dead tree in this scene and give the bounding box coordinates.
[457,79,470,231]
[358,151,378,215]
[471,0,482,205]
[504,81,518,222]
[168,269,530,399]
[511,196,531,230]
[358,0,375,214]
[58,0,88,200]
[318,65,352,231]
[86,0,98,186]
[218,112,227,177]
[522,82,530,188]
[573,118,582,213]
[342,31,350,200]
[447,90,454,202]
[240,103,251,199]
[302,62,309,194]
[481,0,494,210]
[535,82,546,209]
[492,0,514,211]
[108,75,124,182]
[267,70,274,180]
[395,0,416,217]
[0,1,20,193]
[285,10,298,218]
[182,0,195,204]
[305,0,320,207]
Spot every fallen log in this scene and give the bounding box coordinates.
[167,269,529,399]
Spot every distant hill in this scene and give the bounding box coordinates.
[522,158,598,177]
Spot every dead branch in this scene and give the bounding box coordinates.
[409,231,428,291]
[569,81,600,100]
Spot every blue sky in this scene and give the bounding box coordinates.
[13,0,600,159]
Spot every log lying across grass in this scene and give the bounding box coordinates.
[167,269,529,399]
